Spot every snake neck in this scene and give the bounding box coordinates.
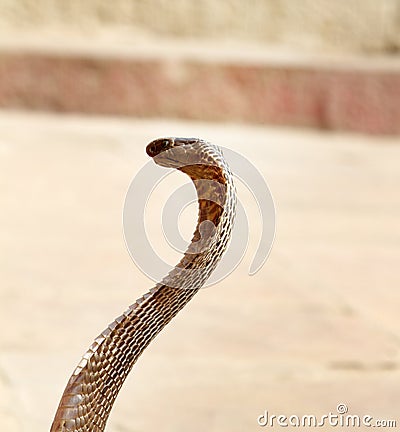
[160,149,236,290]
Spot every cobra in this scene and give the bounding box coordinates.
[50,138,237,431]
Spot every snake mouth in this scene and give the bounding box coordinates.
[146,137,198,158]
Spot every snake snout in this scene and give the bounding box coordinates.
[146,138,173,157]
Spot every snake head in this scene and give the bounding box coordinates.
[146,137,198,158]
[146,137,223,177]
[147,137,200,169]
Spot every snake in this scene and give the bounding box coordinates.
[50,138,237,431]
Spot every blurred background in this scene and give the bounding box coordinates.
[0,1,399,431]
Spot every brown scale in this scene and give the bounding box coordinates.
[50,138,236,432]
[178,163,226,270]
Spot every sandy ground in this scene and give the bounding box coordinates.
[0,110,399,431]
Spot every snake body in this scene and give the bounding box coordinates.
[50,138,236,432]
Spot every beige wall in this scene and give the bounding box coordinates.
[0,0,399,54]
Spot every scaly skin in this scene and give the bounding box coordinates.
[50,138,236,432]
